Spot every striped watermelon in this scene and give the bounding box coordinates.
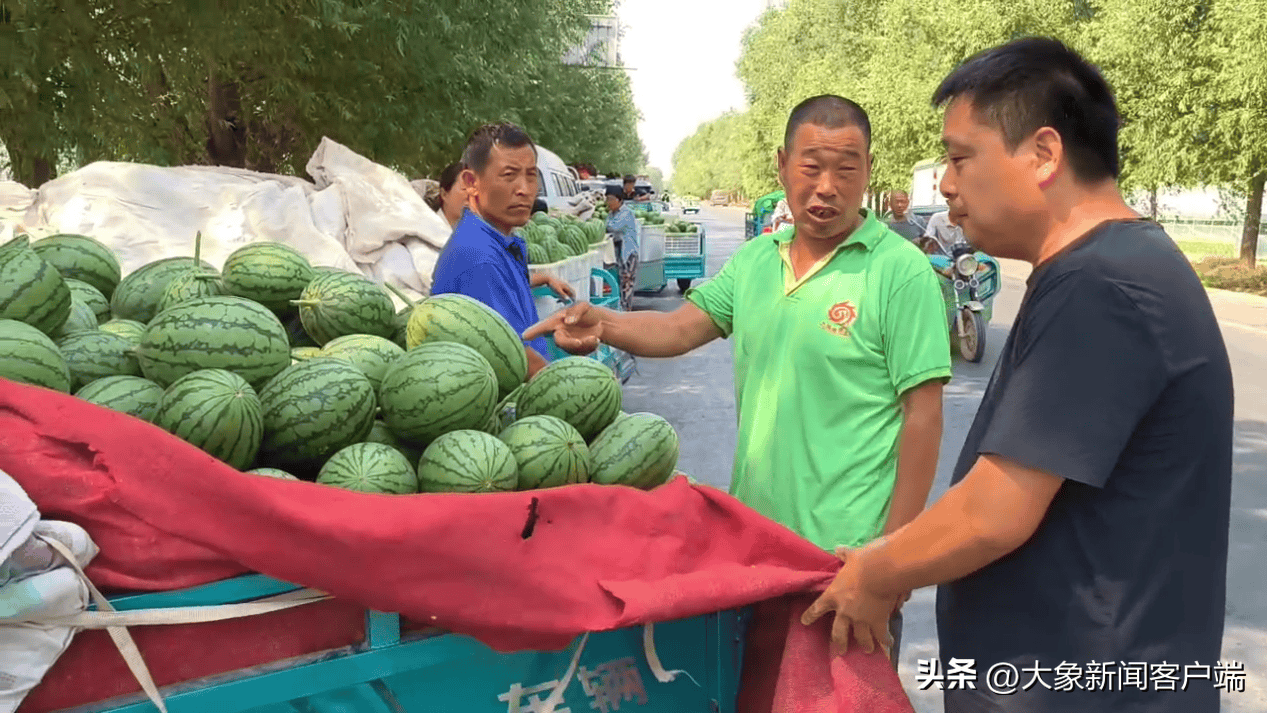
[319,334,405,391]
[65,279,111,322]
[50,296,99,341]
[291,346,322,362]
[392,307,411,349]
[589,413,680,490]
[499,415,590,490]
[516,357,622,442]
[222,242,315,312]
[158,271,226,313]
[248,467,299,481]
[57,331,143,390]
[293,271,395,345]
[110,256,216,323]
[137,296,290,388]
[154,369,263,470]
[317,443,418,495]
[403,293,528,398]
[30,234,122,300]
[416,430,518,493]
[378,342,498,445]
[0,236,72,336]
[0,319,71,392]
[258,358,377,470]
[75,375,164,422]
[364,420,424,466]
[99,319,147,346]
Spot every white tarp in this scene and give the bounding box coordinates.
[0,138,452,304]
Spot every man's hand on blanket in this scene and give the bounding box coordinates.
[800,545,899,657]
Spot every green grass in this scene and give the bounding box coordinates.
[1176,240,1236,258]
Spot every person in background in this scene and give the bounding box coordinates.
[884,190,926,241]
[921,208,965,254]
[768,196,794,233]
[432,161,468,230]
[430,123,574,378]
[604,185,640,311]
[622,174,650,202]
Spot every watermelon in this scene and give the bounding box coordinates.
[364,419,424,465]
[248,467,299,481]
[317,443,418,494]
[545,239,569,263]
[258,358,377,469]
[30,234,122,299]
[292,271,395,346]
[527,243,548,264]
[291,346,322,362]
[403,294,528,398]
[153,369,263,470]
[499,415,590,490]
[65,279,111,322]
[98,319,147,346]
[57,331,142,390]
[378,342,498,445]
[516,357,622,442]
[137,296,290,388]
[221,242,315,312]
[158,271,226,313]
[0,319,71,392]
[75,375,164,422]
[319,334,405,391]
[416,430,518,494]
[0,236,72,336]
[111,256,216,323]
[588,412,680,489]
[49,296,99,341]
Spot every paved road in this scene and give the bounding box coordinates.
[622,205,1267,712]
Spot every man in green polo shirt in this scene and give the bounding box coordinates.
[524,95,951,668]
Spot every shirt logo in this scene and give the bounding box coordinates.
[821,301,857,338]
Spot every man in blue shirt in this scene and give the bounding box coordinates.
[604,186,640,311]
[431,123,573,378]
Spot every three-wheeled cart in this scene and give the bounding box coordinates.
[663,222,706,294]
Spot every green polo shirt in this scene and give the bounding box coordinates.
[686,209,951,550]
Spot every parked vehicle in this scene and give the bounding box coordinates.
[709,190,728,206]
[926,239,1001,362]
[536,146,586,214]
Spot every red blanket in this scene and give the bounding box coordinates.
[0,379,914,712]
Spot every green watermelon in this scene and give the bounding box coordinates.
[403,294,528,398]
[0,236,72,336]
[248,467,299,480]
[364,419,424,465]
[545,239,569,263]
[0,319,71,392]
[527,243,548,264]
[137,296,290,388]
[320,334,405,392]
[258,358,377,469]
[158,271,226,313]
[317,443,418,494]
[111,256,216,323]
[75,375,164,422]
[589,413,680,489]
[222,242,315,312]
[292,271,395,345]
[57,331,142,390]
[65,279,111,322]
[154,369,263,470]
[98,319,147,346]
[416,430,518,493]
[49,296,99,341]
[499,415,590,490]
[378,342,498,445]
[30,234,122,299]
[516,357,622,442]
[531,212,551,225]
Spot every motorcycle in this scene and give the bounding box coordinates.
[916,236,1001,363]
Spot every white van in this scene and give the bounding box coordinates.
[535,145,584,214]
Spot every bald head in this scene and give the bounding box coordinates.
[890,190,911,218]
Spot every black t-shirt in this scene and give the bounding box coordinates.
[937,220,1234,713]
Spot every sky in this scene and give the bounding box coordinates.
[614,0,771,179]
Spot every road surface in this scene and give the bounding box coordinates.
[621,205,1267,712]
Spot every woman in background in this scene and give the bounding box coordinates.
[426,162,468,230]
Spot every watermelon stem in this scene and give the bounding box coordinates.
[193,231,202,268]
[290,299,321,306]
[383,282,416,307]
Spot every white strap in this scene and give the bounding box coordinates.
[642,622,699,687]
[535,631,589,713]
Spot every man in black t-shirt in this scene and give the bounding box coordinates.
[800,38,1233,713]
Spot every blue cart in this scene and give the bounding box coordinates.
[664,223,706,294]
[927,243,1001,363]
[69,573,749,713]
[533,267,637,383]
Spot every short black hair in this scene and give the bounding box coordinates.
[462,123,537,175]
[605,185,625,200]
[438,161,464,192]
[932,36,1121,182]
[622,175,636,184]
[783,95,872,152]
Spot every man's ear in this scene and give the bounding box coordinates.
[460,168,477,190]
[1032,127,1063,188]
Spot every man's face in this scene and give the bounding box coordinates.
[605,195,620,212]
[465,143,538,233]
[777,123,872,242]
[938,98,1046,257]
[623,181,635,194]
[890,192,910,217]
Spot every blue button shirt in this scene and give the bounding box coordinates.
[431,209,550,359]
[606,204,640,261]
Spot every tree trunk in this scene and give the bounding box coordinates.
[1240,170,1265,269]
[5,142,55,188]
[205,75,247,168]
[1149,186,1158,220]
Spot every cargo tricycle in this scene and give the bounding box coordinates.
[921,237,1001,363]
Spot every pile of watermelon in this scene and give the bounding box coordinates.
[514,213,607,265]
[637,211,666,226]
[666,219,700,235]
[0,233,680,495]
